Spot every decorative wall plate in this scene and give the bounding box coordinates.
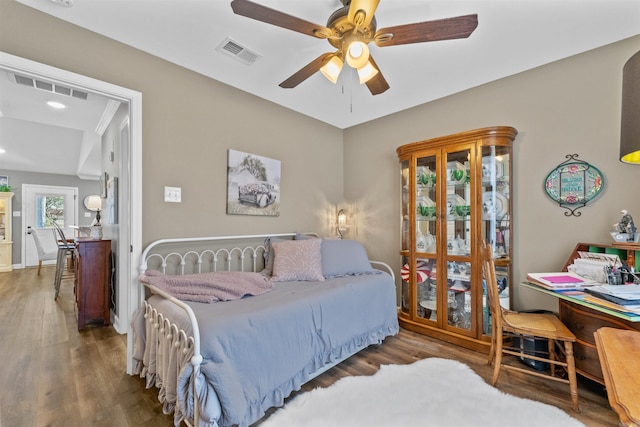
[544,154,604,216]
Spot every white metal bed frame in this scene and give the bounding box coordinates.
[137,233,394,427]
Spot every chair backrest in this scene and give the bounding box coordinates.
[27,227,58,260]
[51,220,71,248]
[480,240,503,334]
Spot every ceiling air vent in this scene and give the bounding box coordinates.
[216,37,262,65]
[13,73,88,100]
[72,90,88,100]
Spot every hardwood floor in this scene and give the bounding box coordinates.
[0,267,619,426]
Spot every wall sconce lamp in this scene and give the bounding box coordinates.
[337,209,349,239]
[84,195,102,226]
[620,49,640,164]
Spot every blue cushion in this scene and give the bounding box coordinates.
[321,239,374,278]
[262,236,286,276]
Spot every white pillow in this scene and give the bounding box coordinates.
[271,238,324,282]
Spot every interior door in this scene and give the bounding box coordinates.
[23,184,78,268]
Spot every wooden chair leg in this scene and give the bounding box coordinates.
[548,339,556,377]
[487,335,496,366]
[491,330,503,386]
[564,341,580,412]
[37,260,42,276]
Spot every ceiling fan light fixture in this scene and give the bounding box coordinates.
[346,41,370,69]
[320,56,344,84]
[356,61,378,84]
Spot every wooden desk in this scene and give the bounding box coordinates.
[523,282,640,384]
[594,327,640,426]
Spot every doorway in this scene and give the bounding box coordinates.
[23,184,77,268]
[0,52,142,373]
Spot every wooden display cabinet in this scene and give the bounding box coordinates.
[0,192,14,272]
[397,126,517,352]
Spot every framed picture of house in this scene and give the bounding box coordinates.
[227,149,281,216]
[0,176,8,187]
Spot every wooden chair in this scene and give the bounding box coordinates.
[26,227,58,275]
[480,240,579,411]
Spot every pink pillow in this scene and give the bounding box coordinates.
[271,238,324,282]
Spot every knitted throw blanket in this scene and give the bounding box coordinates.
[141,270,273,303]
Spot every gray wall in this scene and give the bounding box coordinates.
[0,169,102,263]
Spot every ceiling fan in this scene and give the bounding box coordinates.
[230,0,478,95]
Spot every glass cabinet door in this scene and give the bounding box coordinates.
[0,196,6,241]
[416,155,437,254]
[480,145,512,335]
[480,146,510,257]
[444,148,473,332]
[416,154,437,322]
[401,160,410,253]
[400,160,410,316]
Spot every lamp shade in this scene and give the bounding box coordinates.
[356,61,379,84]
[320,56,344,84]
[346,41,370,69]
[84,195,102,211]
[620,50,640,164]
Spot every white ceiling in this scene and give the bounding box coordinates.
[1,0,639,176]
[0,68,117,179]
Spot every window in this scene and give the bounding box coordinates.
[36,194,65,228]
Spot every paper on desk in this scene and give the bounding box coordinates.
[588,284,640,300]
[567,259,608,283]
[540,275,584,283]
[577,251,622,266]
[527,272,596,289]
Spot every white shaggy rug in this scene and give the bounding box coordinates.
[260,358,584,427]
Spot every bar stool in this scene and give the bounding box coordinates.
[52,222,76,300]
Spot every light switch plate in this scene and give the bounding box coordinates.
[164,186,182,203]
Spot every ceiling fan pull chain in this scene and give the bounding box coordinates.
[350,68,354,113]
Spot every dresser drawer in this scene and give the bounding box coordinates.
[573,341,603,382]
[560,300,637,344]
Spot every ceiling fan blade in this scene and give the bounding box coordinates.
[374,14,478,47]
[231,0,332,39]
[348,0,380,28]
[365,55,389,95]
[279,53,334,89]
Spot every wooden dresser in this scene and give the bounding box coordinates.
[560,300,640,384]
[75,239,111,330]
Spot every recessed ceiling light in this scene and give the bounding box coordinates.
[48,0,74,7]
[47,101,67,109]
[0,148,5,154]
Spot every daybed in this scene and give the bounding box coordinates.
[131,233,399,427]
